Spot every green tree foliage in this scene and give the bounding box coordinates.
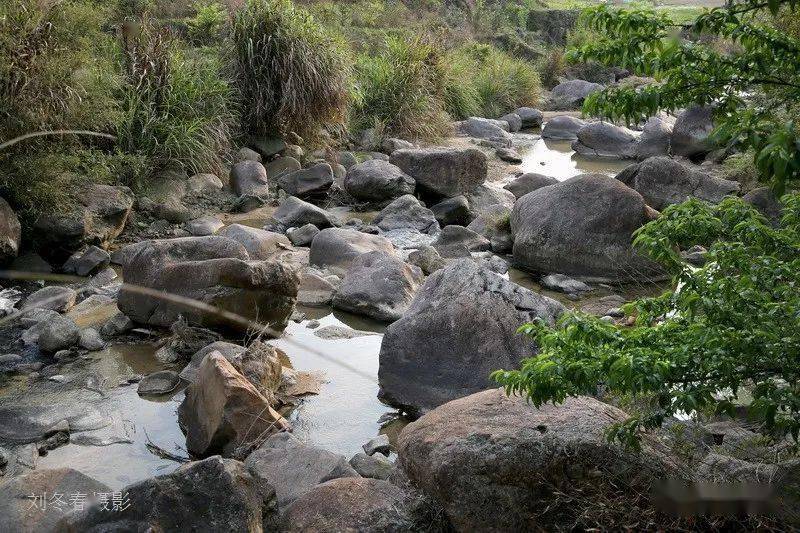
[567,0,800,193]
[493,195,800,449]
[230,0,352,137]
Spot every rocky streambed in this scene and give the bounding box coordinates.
[0,109,791,531]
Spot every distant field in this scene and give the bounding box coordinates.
[545,0,724,23]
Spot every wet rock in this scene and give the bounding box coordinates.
[78,328,105,351]
[514,107,544,128]
[743,187,783,226]
[374,195,439,234]
[286,223,319,247]
[230,160,269,197]
[138,370,180,395]
[390,147,487,198]
[0,468,110,533]
[363,434,391,456]
[465,183,515,220]
[398,389,677,532]
[541,115,586,140]
[378,259,564,415]
[572,121,639,159]
[20,286,77,313]
[178,353,285,457]
[503,172,558,198]
[349,452,393,480]
[407,246,446,275]
[550,79,603,109]
[187,173,223,193]
[430,195,470,227]
[344,160,416,202]
[33,184,134,262]
[216,223,291,260]
[671,104,715,159]
[60,456,273,532]
[616,156,739,210]
[458,117,512,146]
[37,315,80,353]
[266,196,336,233]
[185,216,224,236]
[635,115,674,160]
[297,269,338,306]
[99,312,134,338]
[0,197,21,264]
[332,251,423,322]
[310,228,396,275]
[265,156,301,178]
[511,174,663,282]
[277,162,334,198]
[118,236,298,331]
[496,147,523,163]
[313,325,379,340]
[432,225,491,258]
[62,246,110,277]
[280,477,419,532]
[245,432,358,508]
[467,204,514,254]
[541,273,591,294]
[499,112,522,132]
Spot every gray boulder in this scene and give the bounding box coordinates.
[407,246,446,275]
[138,370,181,395]
[571,121,639,159]
[0,197,21,265]
[635,115,674,160]
[343,160,415,202]
[216,224,291,260]
[277,162,334,198]
[550,79,603,109]
[310,228,396,275]
[337,151,359,169]
[245,432,358,508]
[430,195,471,227]
[671,105,715,159]
[466,183,515,219]
[390,147,487,198]
[230,160,269,197]
[332,251,423,322]
[286,223,320,246]
[265,156,301,178]
[616,156,739,210]
[499,112,522,132]
[37,315,79,353]
[78,328,105,351]
[117,236,298,331]
[62,245,110,276]
[541,115,586,140]
[250,136,286,158]
[236,147,262,162]
[59,456,272,532]
[398,389,677,531]
[496,147,523,163]
[187,173,223,193]
[512,174,663,281]
[503,172,558,198]
[378,259,564,416]
[266,196,336,233]
[513,107,544,128]
[541,273,591,294]
[297,269,339,306]
[432,225,491,258]
[349,452,393,480]
[458,117,512,146]
[20,286,77,313]
[185,216,224,236]
[374,195,439,234]
[466,204,513,254]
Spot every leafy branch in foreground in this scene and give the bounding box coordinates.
[493,195,800,449]
[566,0,800,194]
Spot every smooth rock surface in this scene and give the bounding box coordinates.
[373,195,439,234]
[390,147,487,198]
[309,228,396,275]
[344,160,416,202]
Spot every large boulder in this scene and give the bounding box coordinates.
[511,174,663,281]
[59,456,272,532]
[310,228,396,275]
[541,115,586,140]
[432,225,491,257]
[117,236,298,331]
[397,389,677,531]
[390,147,487,198]
[266,196,336,233]
[571,121,639,159]
[245,432,358,508]
[635,115,674,160]
[33,184,133,262]
[430,195,471,227]
[503,172,558,199]
[36,315,80,353]
[671,105,715,159]
[20,286,76,313]
[216,224,291,260]
[373,195,439,234]
[230,160,269,197]
[332,251,423,322]
[499,112,522,132]
[616,156,739,210]
[0,468,109,533]
[0,197,21,265]
[465,184,515,220]
[276,162,334,198]
[265,156,301,178]
[178,352,286,457]
[343,160,415,202]
[378,259,564,416]
[280,477,420,532]
[466,204,513,253]
[457,117,512,146]
[549,79,603,109]
[513,107,544,128]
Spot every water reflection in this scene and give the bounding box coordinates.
[514,133,631,180]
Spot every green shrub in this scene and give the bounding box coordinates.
[539,47,566,89]
[230,0,352,137]
[188,1,227,44]
[352,35,451,140]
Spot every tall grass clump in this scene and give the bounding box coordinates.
[231,0,352,137]
[117,22,236,186]
[353,35,451,140]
